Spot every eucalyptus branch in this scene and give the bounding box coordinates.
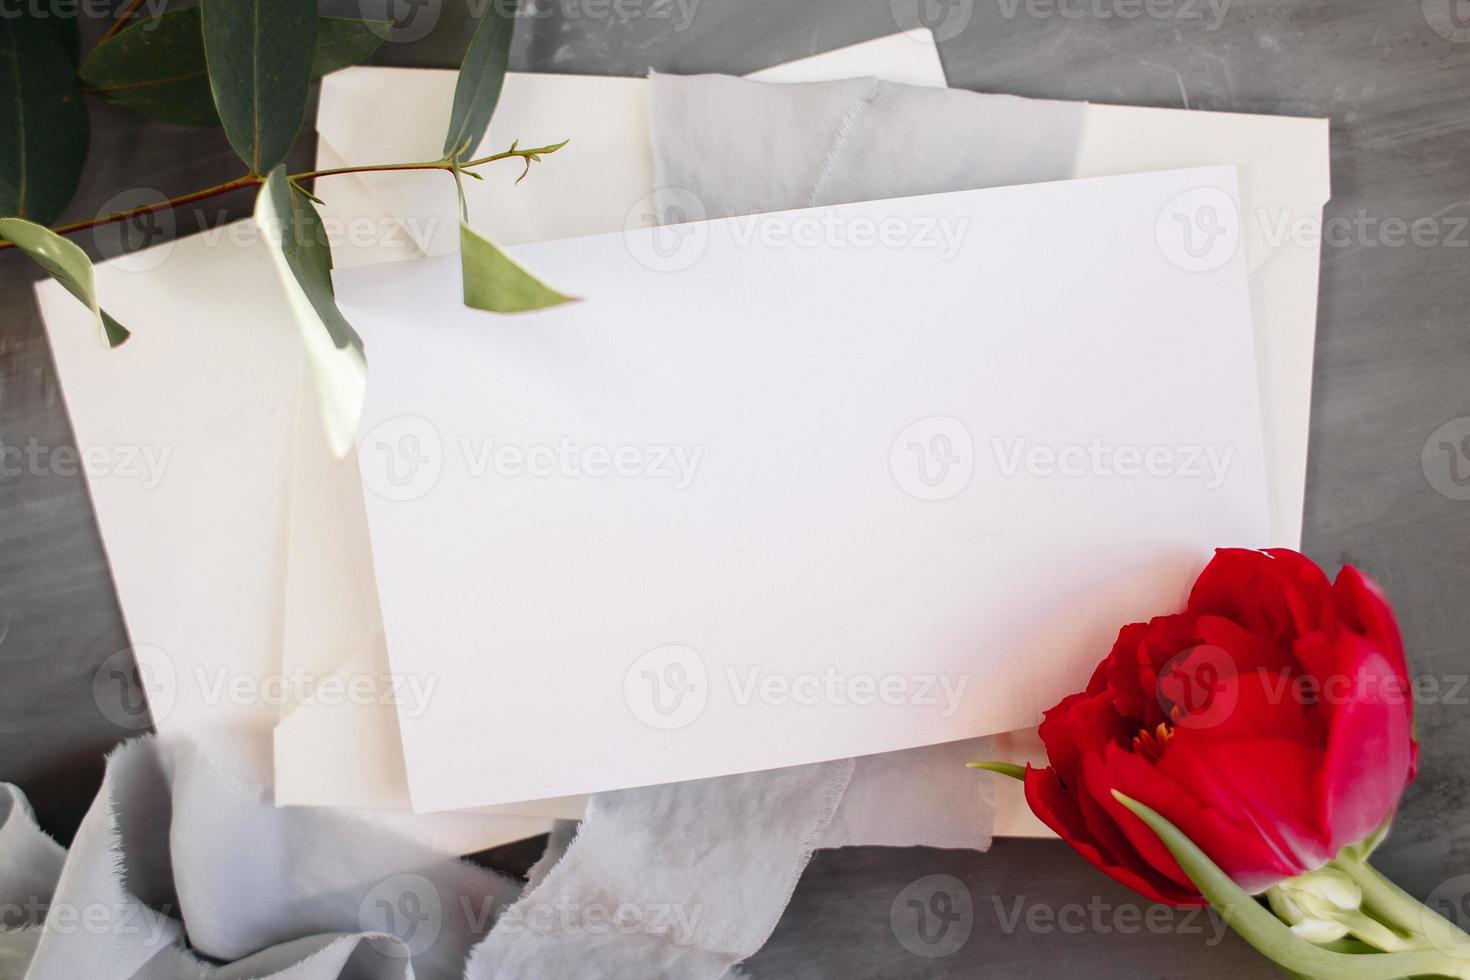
[0,140,568,252]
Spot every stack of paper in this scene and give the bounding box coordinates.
[34,29,1328,851]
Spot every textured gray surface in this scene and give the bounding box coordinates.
[2,0,1468,976]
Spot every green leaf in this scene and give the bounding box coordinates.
[45,12,81,66]
[255,166,365,458]
[201,0,316,173]
[967,761,1026,780]
[0,15,88,224]
[442,0,517,160]
[460,222,575,313]
[1114,792,1470,980]
[456,174,573,313]
[310,16,390,77]
[82,11,389,128]
[0,218,129,347]
[79,8,220,126]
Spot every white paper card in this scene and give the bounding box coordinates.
[338,166,1272,811]
[274,32,948,823]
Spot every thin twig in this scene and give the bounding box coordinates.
[0,140,568,251]
[96,0,151,46]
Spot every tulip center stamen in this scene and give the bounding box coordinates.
[1132,722,1176,762]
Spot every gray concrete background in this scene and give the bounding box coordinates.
[2,0,1468,975]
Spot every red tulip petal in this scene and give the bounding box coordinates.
[1103,620,1175,722]
[1333,566,1409,679]
[1167,663,1319,743]
[1316,638,1416,851]
[1082,751,1197,890]
[1155,736,1331,883]
[1191,614,1297,677]
[1188,549,1334,645]
[1038,690,1131,786]
[1097,742,1309,894]
[1024,765,1203,906]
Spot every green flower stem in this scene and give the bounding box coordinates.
[1332,853,1470,957]
[967,760,1027,780]
[1333,907,1426,953]
[1115,792,1470,980]
[0,140,568,252]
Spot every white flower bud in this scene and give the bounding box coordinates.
[1266,868,1364,945]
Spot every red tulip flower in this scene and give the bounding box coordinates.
[1020,549,1417,905]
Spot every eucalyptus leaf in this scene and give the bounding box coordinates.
[309,16,390,77]
[456,175,573,313]
[0,218,129,347]
[82,10,388,128]
[82,11,388,127]
[0,15,88,224]
[45,11,81,66]
[442,0,517,160]
[460,221,575,313]
[79,7,219,126]
[255,166,365,458]
[201,0,316,173]
[1114,792,1470,980]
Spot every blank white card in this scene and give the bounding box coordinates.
[335,166,1273,812]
